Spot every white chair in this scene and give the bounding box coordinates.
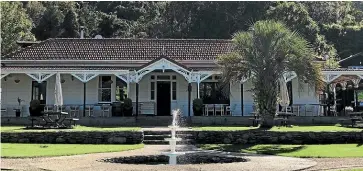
[225,104,236,116]
[56,105,66,112]
[281,106,292,113]
[292,105,301,116]
[44,105,54,112]
[70,105,80,118]
[85,105,94,117]
[205,104,215,116]
[215,104,223,116]
[101,104,111,117]
[305,105,314,116]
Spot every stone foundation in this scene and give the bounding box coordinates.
[193,131,363,144]
[1,131,143,144]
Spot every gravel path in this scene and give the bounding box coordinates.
[305,158,363,171]
[1,145,316,171]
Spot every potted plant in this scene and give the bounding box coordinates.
[15,97,24,117]
[123,98,133,116]
[112,101,122,117]
[192,98,203,116]
[29,99,43,117]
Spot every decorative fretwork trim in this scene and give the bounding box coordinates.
[26,73,55,83]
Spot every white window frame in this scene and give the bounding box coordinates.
[98,75,112,103]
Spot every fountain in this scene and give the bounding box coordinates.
[102,109,248,166]
[161,109,185,165]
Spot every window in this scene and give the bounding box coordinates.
[172,82,177,100]
[199,82,230,104]
[150,82,155,100]
[115,77,127,101]
[157,75,170,80]
[98,76,112,102]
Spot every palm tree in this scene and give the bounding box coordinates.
[218,20,323,128]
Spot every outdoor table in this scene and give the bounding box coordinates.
[42,111,68,127]
[348,112,363,127]
[276,112,295,126]
[249,112,261,127]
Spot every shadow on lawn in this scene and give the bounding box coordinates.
[200,144,306,155]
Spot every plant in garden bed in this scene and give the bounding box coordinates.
[29,99,43,117]
[218,20,323,128]
[193,98,204,116]
[122,98,133,116]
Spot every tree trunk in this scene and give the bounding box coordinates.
[254,73,278,128]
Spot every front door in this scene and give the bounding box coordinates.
[157,81,171,116]
[32,81,47,105]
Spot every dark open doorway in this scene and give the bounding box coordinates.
[157,81,171,116]
[31,81,47,105]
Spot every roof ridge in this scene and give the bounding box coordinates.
[51,38,232,42]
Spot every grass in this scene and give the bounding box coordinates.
[193,126,363,132]
[1,126,141,132]
[199,144,363,158]
[1,143,144,158]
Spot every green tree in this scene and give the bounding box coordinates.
[23,1,46,28]
[34,5,64,40]
[61,9,79,38]
[266,2,337,58]
[97,13,130,38]
[162,2,273,39]
[77,2,101,38]
[1,2,35,56]
[217,20,323,127]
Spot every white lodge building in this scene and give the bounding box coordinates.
[1,38,363,117]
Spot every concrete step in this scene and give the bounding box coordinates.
[143,130,193,135]
[143,139,195,145]
[144,135,170,140]
[144,134,194,140]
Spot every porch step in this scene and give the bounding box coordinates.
[143,130,192,135]
[144,134,194,140]
[143,139,195,145]
[142,130,195,145]
[144,135,169,140]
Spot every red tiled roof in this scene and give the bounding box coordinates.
[4,38,233,60]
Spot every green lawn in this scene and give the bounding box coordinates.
[199,144,363,158]
[340,169,363,171]
[1,126,141,132]
[1,143,144,158]
[193,126,363,132]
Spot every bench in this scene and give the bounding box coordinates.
[139,103,155,115]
